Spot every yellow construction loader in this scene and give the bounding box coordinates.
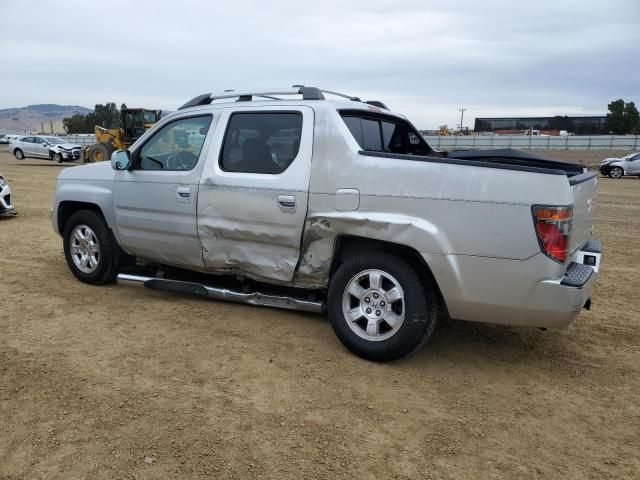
[83,107,161,162]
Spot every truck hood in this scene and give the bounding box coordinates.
[57,161,115,181]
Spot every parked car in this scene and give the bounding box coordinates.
[599,152,640,178]
[51,86,602,361]
[3,134,23,147]
[0,135,10,144]
[11,135,82,162]
[0,174,15,216]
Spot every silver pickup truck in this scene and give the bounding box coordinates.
[52,86,602,361]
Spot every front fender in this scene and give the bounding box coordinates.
[52,180,115,234]
[607,161,626,174]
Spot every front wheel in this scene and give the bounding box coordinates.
[63,210,121,284]
[609,167,624,178]
[53,152,63,163]
[14,149,24,160]
[328,251,437,361]
[88,143,112,163]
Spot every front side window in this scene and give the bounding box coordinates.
[138,115,212,171]
[220,112,302,174]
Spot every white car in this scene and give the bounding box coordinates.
[11,135,82,162]
[3,134,23,148]
[599,151,640,178]
[0,175,15,216]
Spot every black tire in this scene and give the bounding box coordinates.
[88,143,112,163]
[14,149,24,160]
[63,210,122,285]
[609,166,624,179]
[53,152,63,163]
[328,251,437,361]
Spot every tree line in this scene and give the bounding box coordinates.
[62,103,122,134]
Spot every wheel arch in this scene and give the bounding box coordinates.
[330,235,450,318]
[609,163,626,175]
[57,201,107,234]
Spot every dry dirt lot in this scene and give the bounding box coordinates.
[1,149,639,479]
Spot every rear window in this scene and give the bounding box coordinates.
[220,112,302,174]
[340,112,431,156]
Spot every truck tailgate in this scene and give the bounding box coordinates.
[570,172,598,256]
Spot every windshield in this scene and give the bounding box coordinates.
[44,137,65,144]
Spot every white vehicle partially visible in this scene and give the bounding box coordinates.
[0,175,15,216]
[4,134,23,149]
[11,135,82,163]
[599,151,640,178]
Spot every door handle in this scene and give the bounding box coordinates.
[176,186,191,198]
[277,194,296,210]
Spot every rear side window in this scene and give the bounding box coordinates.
[361,119,382,151]
[220,112,302,174]
[341,113,431,156]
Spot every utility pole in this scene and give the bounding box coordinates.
[458,108,467,132]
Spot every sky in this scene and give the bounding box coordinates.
[0,0,638,129]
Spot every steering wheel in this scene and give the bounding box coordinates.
[166,150,198,170]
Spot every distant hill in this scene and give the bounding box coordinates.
[0,104,92,134]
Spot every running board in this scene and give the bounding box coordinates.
[116,273,324,314]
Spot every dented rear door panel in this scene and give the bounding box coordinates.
[197,105,314,282]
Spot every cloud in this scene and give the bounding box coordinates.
[0,0,638,128]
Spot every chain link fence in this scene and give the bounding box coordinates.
[423,134,640,151]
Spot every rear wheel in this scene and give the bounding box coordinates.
[328,251,437,361]
[63,210,122,284]
[14,149,24,160]
[609,167,624,178]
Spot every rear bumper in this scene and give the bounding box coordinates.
[522,242,600,328]
[423,239,602,329]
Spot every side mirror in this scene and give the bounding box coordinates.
[111,150,131,170]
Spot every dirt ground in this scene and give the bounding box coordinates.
[1,149,638,480]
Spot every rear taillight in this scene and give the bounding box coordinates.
[532,206,573,263]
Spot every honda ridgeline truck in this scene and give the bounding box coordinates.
[51,86,602,361]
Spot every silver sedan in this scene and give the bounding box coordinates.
[599,151,640,178]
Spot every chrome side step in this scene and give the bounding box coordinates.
[116,273,324,314]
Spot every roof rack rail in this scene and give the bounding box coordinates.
[178,85,390,111]
[319,89,361,102]
[365,100,389,110]
[178,86,325,110]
